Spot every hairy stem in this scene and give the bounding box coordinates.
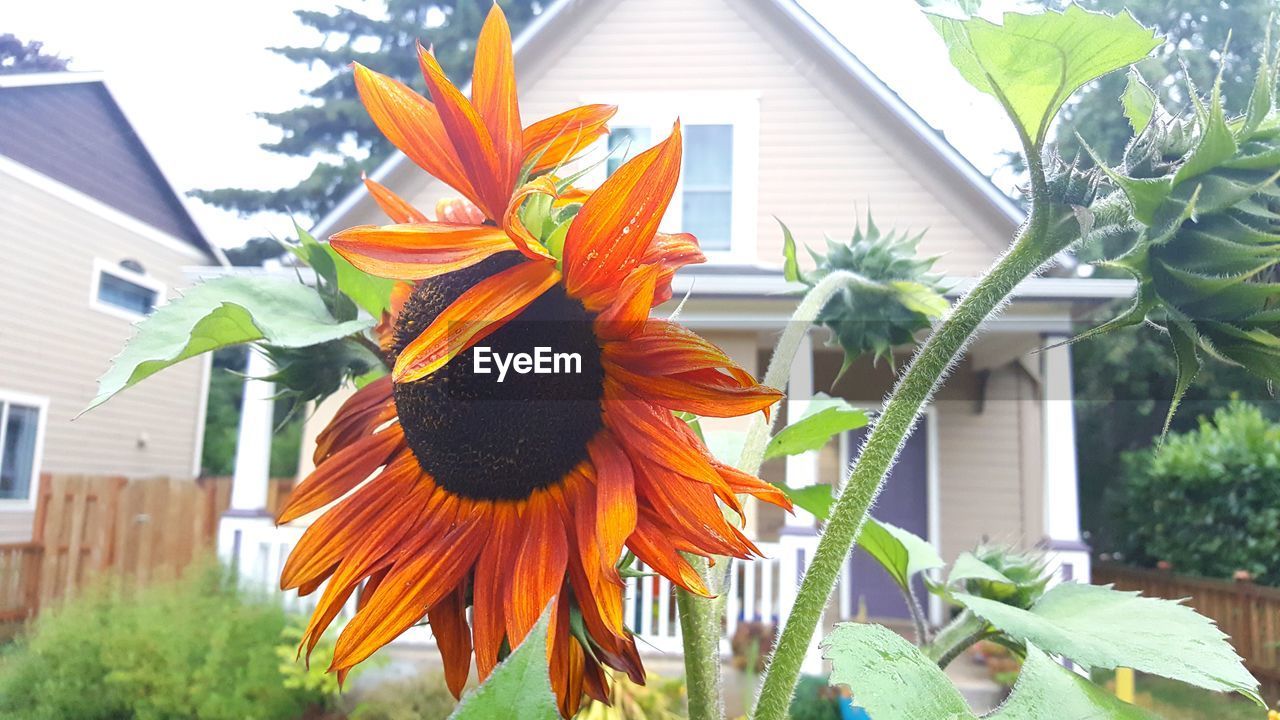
[753,194,1057,719]
[677,270,872,720]
[923,610,989,668]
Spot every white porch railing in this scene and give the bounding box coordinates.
[221,523,822,665]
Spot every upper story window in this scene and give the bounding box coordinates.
[593,92,759,261]
[90,258,165,320]
[0,392,47,505]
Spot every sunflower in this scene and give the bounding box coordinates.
[276,6,789,716]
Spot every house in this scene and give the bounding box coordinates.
[219,0,1132,665]
[0,72,224,542]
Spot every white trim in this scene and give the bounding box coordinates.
[0,389,50,511]
[89,257,167,321]
[0,155,210,262]
[0,71,104,88]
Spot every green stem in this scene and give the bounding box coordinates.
[676,270,871,720]
[923,609,989,668]
[753,198,1058,719]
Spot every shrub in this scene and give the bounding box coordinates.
[788,674,841,720]
[348,673,457,720]
[1109,400,1280,585]
[0,563,334,719]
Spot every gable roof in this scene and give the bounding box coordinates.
[314,0,1022,237]
[0,72,221,262]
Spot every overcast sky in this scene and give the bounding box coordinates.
[2,0,1027,250]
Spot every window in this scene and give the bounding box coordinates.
[593,92,759,260]
[0,394,46,504]
[90,259,165,320]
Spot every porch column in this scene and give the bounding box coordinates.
[1040,335,1090,583]
[218,347,276,564]
[780,329,823,673]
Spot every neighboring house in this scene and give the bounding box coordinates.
[0,72,224,542]
[220,0,1132,663]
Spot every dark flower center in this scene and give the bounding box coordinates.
[392,252,605,501]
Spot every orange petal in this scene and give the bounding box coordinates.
[436,197,487,225]
[501,176,559,262]
[393,260,559,383]
[331,508,488,670]
[645,232,705,305]
[474,505,519,680]
[330,222,515,281]
[523,104,617,174]
[418,44,507,220]
[428,584,473,699]
[602,380,722,488]
[363,175,427,224]
[472,4,522,194]
[352,63,477,205]
[312,375,395,464]
[714,460,793,511]
[549,597,586,717]
[563,122,682,300]
[604,320,758,387]
[607,362,782,418]
[278,426,404,524]
[592,263,660,338]
[586,431,636,586]
[627,517,711,597]
[506,491,569,648]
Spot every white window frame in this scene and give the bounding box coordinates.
[0,390,49,511]
[89,257,167,321]
[580,91,760,263]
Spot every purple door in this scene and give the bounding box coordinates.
[845,421,930,620]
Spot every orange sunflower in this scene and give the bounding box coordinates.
[277,5,790,716]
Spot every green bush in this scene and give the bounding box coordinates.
[1109,400,1280,585]
[788,674,841,720]
[0,564,334,719]
[348,673,457,720]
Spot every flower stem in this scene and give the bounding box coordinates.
[676,270,871,720]
[752,218,1057,720]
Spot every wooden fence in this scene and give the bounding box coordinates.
[0,474,295,625]
[1095,562,1280,698]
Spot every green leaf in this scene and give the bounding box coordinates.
[995,645,1156,719]
[1173,83,1238,187]
[826,623,1158,719]
[954,582,1263,703]
[1164,320,1202,435]
[772,482,836,520]
[858,519,944,592]
[780,218,803,283]
[947,550,1017,586]
[448,602,559,720]
[824,623,977,720]
[86,276,373,412]
[890,280,949,317]
[1121,68,1158,134]
[295,225,396,318]
[764,395,868,460]
[928,5,1160,148]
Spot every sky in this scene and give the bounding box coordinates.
[2,0,1027,250]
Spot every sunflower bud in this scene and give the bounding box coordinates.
[1081,42,1280,428]
[960,545,1053,610]
[781,213,948,377]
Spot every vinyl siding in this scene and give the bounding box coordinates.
[0,169,207,541]
[338,0,1011,277]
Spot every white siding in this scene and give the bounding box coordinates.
[0,170,207,541]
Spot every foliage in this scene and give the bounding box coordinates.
[1077,41,1280,428]
[0,565,334,720]
[449,603,558,720]
[1109,400,1280,585]
[1072,317,1278,545]
[275,618,344,706]
[763,394,868,461]
[825,624,1153,719]
[188,0,541,251]
[349,673,458,720]
[786,675,841,720]
[575,674,686,720]
[945,545,1051,610]
[1047,0,1277,168]
[200,347,306,477]
[86,275,371,412]
[0,34,68,74]
[782,215,948,373]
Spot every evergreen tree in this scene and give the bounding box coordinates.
[0,34,69,74]
[191,0,540,251]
